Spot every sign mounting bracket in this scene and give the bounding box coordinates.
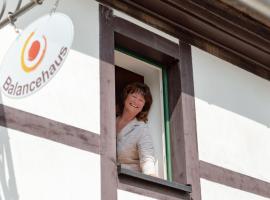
[0,0,44,29]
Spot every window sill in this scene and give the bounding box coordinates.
[117,165,192,199]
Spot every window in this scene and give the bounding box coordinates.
[100,6,194,199]
[115,48,169,179]
[112,18,185,181]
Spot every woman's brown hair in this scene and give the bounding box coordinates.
[118,82,152,123]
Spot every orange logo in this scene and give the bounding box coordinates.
[21,32,47,73]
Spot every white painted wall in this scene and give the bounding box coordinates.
[118,189,157,200]
[192,46,270,184]
[0,126,100,200]
[0,0,100,133]
[115,50,166,179]
[201,179,269,200]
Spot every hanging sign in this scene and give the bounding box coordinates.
[0,13,74,98]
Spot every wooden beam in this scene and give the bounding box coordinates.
[99,5,118,200]
[200,161,270,199]
[0,104,100,154]
[167,42,201,200]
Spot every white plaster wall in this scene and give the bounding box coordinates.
[192,46,270,182]
[118,189,157,200]
[201,179,269,200]
[115,50,166,179]
[0,126,100,200]
[0,0,100,133]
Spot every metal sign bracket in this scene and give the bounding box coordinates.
[0,0,44,29]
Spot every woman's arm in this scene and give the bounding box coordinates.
[137,127,157,177]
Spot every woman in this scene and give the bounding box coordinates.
[116,82,156,176]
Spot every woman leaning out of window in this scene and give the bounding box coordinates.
[116,82,156,177]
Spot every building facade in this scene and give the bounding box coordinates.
[0,0,270,200]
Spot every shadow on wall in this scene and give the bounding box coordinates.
[0,100,19,200]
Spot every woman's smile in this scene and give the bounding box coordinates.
[124,92,145,116]
[129,103,139,108]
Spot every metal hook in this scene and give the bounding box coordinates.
[0,0,44,30]
[50,0,60,16]
[7,12,20,34]
[32,0,44,5]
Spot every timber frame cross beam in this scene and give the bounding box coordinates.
[0,0,44,29]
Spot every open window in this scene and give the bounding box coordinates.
[100,7,193,198]
[115,48,168,179]
[112,22,181,183]
[112,33,192,195]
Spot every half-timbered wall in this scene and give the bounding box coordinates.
[0,0,101,200]
[193,46,270,200]
[0,127,100,200]
[1,0,270,200]
[1,0,100,133]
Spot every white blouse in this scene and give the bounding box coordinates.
[117,118,156,175]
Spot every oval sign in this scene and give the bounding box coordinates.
[0,13,74,98]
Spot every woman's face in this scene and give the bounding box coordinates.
[124,92,145,117]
